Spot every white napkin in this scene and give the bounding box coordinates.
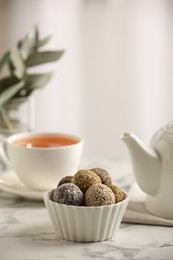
[123,182,173,226]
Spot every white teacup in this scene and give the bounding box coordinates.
[0,132,83,190]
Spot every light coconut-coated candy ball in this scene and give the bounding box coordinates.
[52,183,84,206]
[109,185,125,203]
[72,170,101,194]
[57,176,73,187]
[90,168,112,186]
[85,183,115,206]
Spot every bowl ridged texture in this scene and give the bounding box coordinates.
[44,190,129,242]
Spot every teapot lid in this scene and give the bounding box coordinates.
[150,120,173,148]
[164,121,173,132]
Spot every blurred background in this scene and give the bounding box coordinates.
[0,0,173,161]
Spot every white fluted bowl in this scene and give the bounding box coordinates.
[43,190,129,242]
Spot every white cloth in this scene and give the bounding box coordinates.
[123,182,173,226]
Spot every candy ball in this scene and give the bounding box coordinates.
[52,183,84,206]
[90,168,112,186]
[72,170,101,194]
[85,183,115,206]
[109,185,125,203]
[57,176,73,187]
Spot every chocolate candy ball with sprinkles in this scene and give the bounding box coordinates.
[72,169,101,194]
[57,176,73,187]
[109,184,126,203]
[52,183,84,206]
[85,183,115,206]
[90,167,112,186]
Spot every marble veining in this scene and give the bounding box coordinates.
[0,159,173,260]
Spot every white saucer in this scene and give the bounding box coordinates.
[0,171,45,201]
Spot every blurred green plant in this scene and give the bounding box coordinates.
[0,25,64,130]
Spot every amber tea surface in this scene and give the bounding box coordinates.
[12,135,78,148]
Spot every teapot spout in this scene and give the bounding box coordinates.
[121,132,161,196]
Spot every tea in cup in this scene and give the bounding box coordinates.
[0,132,83,190]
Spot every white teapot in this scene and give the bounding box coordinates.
[121,121,173,219]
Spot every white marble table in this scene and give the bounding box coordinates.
[0,159,173,260]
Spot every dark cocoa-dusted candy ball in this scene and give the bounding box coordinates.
[52,183,84,206]
[90,168,112,186]
[57,176,73,187]
[72,169,101,194]
[109,184,125,203]
[85,183,115,206]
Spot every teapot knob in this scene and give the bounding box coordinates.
[164,121,173,132]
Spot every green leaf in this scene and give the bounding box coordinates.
[10,48,25,79]
[36,35,52,48]
[25,73,53,90]
[0,51,10,73]
[0,76,18,93]
[12,73,53,98]
[0,81,25,107]
[26,50,64,67]
[19,25,38,60]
